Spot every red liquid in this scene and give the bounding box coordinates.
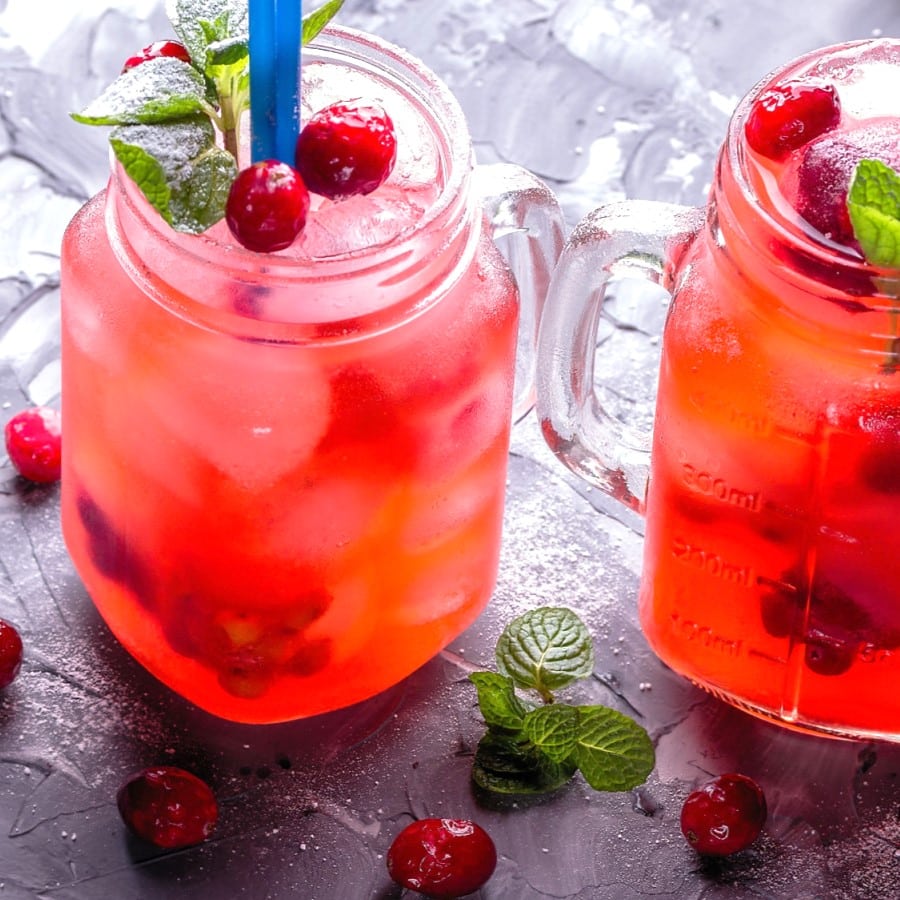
[640,40,900,739]
[61,192,517,722]
[60,36,520,723]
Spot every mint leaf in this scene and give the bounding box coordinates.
[168,0,248,66]
[110,117,237,233]
[469,671,532,732]
[472,730,576,796]
[570,706,655,792]
[496,607,594,699]
[206,35,249,69]
[303,0,346,44]
[848,158,900,269]
[521,704,578,763]
[72,58,209,126]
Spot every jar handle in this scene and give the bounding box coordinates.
[474,163,566,421]
[535,200,705,515]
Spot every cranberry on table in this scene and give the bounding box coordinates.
[387,817,497,898]
[295,99,397,200]
[225,161,311,253]
[0,619,23,689]
[122,40,192,72]
[117,766,218,849]
[680,773,767,857]
[4,406,62,484]
[744,80,841,160]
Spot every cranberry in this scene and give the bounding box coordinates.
[117,766,218,849]
[803,628,857,676]
[386,818,497,898]
[680,773,767,857]
[0,619,23,689]
[287,636,331,677]
[744,81,841,161]
[4,406,62,484]
[76,493,152,604]
[759,567,871,676]
[857,409,900,493]
[225,161,310,253]
[295,99,397,200]
[122,40,192,73]
[790,119,900,248]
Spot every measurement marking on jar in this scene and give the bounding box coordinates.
[682,464,760,511]
[688,392,771,436]
[670,612,743,657]
[671,537,755,586]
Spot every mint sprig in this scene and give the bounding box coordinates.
[110,117,237,232]
[72,58,211,126]
[496,605,595,701]
[72,0,345,233]
[848,158,900,269]
[848,159,900,371]
[469,607,655,796]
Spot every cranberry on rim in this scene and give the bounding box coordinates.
[745,81,841,160]
[122,40,192,73]
[295,99,397,200]
[4,406,62,484]
[225,161,310,253]
[386,817,497,898]
[117,766,218,849]
[680,773,767,856]
[791,119,900,248]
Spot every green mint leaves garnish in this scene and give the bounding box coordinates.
[73,58,211,126]
[72,0,345,234]
[469,607,655,796]
[848,158,900,269]
[110,118,237,233]
[301,0,347,45]
[496,605,595,701]
[168,0,248,67]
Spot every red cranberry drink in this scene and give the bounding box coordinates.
[537,40,900,740]
[61,14,560,722]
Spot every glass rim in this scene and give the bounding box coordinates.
[725,36,900,293]
[112,24,474,281]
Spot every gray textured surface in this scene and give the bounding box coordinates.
[3,0,900,897]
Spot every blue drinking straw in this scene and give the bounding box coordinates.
[249,0,302,164]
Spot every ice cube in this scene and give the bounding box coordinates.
[265,472,393,568]
[399,456,505,555]
[137,331,332,491]
[411,366,513,478]
[296,182,436,259]
[392,530,497,627]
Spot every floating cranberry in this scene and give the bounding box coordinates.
[295,99,397,200]
[287,636,331,677]
[789,119,900,248]
[744,81,841,160]
[680,773,767,857]
[0,619,23,689]
[76,493,152,604]
[4,406,62,484]
[857,409,900,494]
[122,40,192,73]
[759,567,870,676]
[386,817,497,898]
[117,766,218,849]
[803,628,857,676]
[225,161,310,253]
